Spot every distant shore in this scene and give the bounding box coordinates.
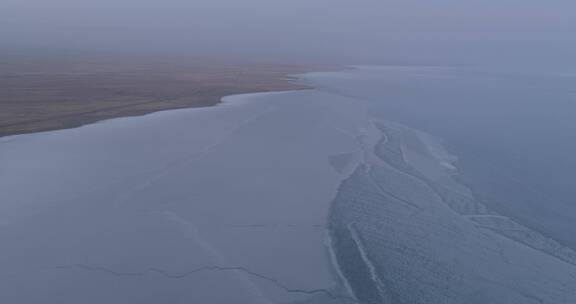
[0,53,337,137]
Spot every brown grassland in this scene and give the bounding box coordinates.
[0,54,334,137]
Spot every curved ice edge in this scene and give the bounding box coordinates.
[325,119,576,304]
[219,90,294,106]
[0,90,296,143]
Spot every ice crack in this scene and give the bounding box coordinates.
[49,264,357,302]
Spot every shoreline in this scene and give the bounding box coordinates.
[0,91,291,142]
[0,55,340,138]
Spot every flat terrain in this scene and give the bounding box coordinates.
[0,53,330,137]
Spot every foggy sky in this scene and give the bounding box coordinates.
[1,0,575,65]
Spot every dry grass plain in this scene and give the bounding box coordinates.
[0,54,333,137]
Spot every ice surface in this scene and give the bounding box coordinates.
[1,67,575,303]
[329,121,576,304]
[0,90,368,303]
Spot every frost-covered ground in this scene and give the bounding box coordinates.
[1,67,575,303]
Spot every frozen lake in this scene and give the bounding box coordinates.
[0,89,370,303]
[1,67,575,303]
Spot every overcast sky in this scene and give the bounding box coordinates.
[1,0,574,65]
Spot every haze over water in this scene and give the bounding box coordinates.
[3,0,576,68]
